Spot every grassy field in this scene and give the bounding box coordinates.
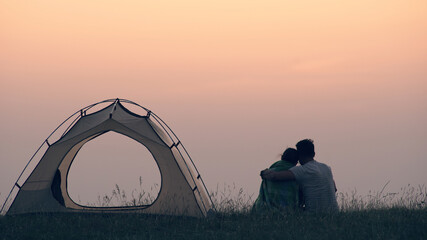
[0,208,426,240]
[1,185,426,240]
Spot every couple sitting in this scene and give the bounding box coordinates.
[253,139,338,213]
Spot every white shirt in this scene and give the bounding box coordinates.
[290,160,339,212]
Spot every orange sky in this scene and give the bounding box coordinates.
[1,1,426,204]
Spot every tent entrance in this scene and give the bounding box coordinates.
[67,131,161,207]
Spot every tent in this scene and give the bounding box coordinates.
[1,99,213,217]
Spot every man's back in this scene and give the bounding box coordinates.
[290,160,338,212]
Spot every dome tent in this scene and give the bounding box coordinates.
[1,99,213,217]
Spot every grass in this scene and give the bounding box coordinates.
[89,178,159,207]
[0,208,425,240]
[0,184,426,240]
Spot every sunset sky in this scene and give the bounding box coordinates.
[1,1,426,205]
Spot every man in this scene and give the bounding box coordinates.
[261,139,338,212]
[253,148,300,212]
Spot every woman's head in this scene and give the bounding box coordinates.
[281,148,298,165]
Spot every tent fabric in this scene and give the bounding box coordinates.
[7,100,212,217]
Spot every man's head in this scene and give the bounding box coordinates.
[281,148,298,165]
[296,139,315,164]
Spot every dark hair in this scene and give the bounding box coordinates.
[296,139,315,158]
[281,148,298,165]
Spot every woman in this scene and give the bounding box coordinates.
[253,148,301,212]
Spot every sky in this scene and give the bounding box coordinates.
[1,0,426,206]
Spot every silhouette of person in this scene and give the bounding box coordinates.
[261,139,338,212]
[253,148,301,212]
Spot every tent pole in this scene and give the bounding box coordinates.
[150,112,216,212]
